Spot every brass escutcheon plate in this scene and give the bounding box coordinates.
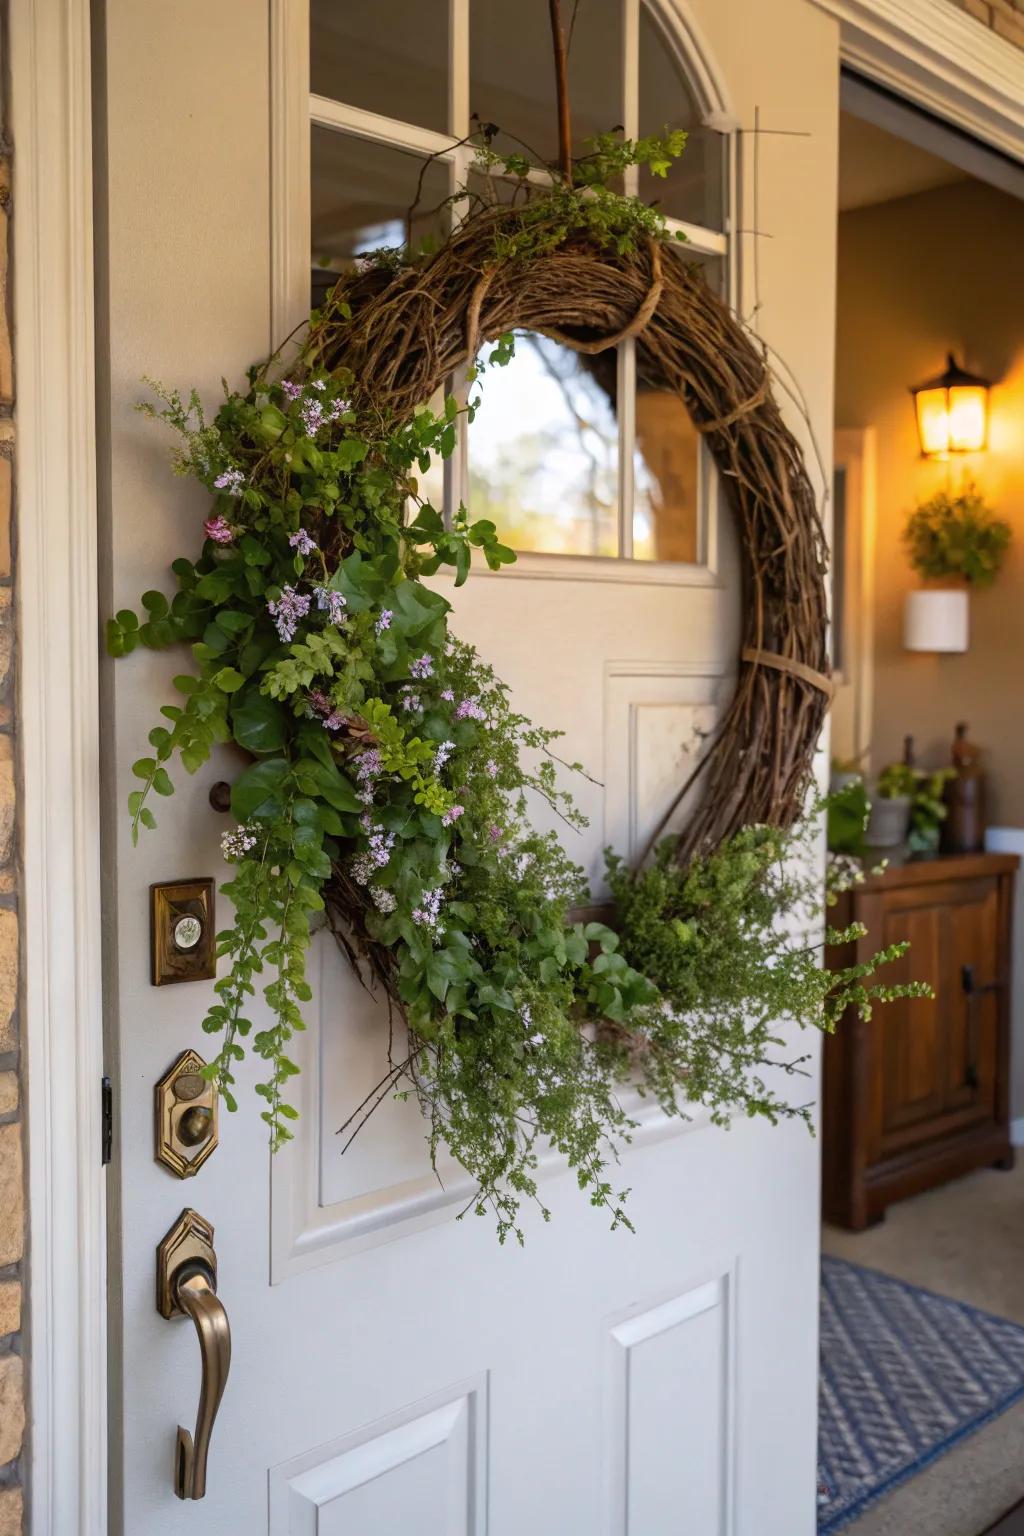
[155,1049,219,1179]
[151,878,216,985]
[156,1208,217,1320]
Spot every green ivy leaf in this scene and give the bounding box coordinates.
[231,758,291,822]
[213,667,246,693]
[141,590,169,619]
[231,689,288,754]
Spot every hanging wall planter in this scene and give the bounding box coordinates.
[903,587,969,653]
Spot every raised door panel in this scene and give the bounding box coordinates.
[269,1377,486,1535]
[607,1275,733,1536]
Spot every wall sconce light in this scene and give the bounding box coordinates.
[910,353,990,457]
[903,589,969,653]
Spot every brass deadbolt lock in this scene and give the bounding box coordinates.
[155,1050,218,1178]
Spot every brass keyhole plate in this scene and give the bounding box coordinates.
[156,1207,217,1319]
[155,1049,219,1179]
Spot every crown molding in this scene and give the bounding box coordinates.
[810,0,1024,159]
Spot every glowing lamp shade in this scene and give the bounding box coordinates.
[911,353,990,457]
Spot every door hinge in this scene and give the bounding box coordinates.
[101,1076,113,1165]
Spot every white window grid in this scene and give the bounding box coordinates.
[308,0,731,572]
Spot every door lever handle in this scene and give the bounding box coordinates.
[961,964,1002,997]
[156,1208,231,1500]
[173,1262,231,1499]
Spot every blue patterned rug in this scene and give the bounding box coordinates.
[818,1256,1024,1532]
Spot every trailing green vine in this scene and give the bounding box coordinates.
[112,138,925,1242]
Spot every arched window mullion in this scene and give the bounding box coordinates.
[308,0,731,571]
[310,95,459,160]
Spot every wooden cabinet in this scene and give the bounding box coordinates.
[823,852,1017,1230]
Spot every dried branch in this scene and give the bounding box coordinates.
[548,0,573,183]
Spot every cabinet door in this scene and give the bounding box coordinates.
[941,879,1000,1118]
[868,877,1000,1163]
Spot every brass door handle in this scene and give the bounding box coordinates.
[156,1209,231,1501]
[173,1262,231,1500]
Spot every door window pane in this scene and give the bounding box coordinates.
[310,0,449,133]
[638,7,724,229]
[632,253,722,563]
[311,128,451,303]
[632,377,700,563]
[470,0,621,171]
[469,333,619,558]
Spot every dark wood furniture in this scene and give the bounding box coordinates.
[985,1498,1024,1536]
[823,852,1017,1230]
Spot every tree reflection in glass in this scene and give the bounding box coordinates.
[468,332,618,558]
[633,351,701,563]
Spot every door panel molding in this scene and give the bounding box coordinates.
[602,659,729,869]
[10,2,107,1533]
[269,1374,488,1534]
[809,0,1024,160]
[271,941,715,1281]
[606,1267,736,1536]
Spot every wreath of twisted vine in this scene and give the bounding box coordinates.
[112,147,923,1245]
[312,211,833,867]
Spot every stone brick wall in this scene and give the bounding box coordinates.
[0,47,24,1536]
[949,0,1024,48]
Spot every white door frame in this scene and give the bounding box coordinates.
[12,0,1024,1532]
[10,1,107,1534]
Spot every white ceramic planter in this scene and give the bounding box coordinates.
[903,589,969,653]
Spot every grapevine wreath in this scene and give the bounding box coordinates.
[111,127,918,1241]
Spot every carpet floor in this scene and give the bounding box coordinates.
[823,1162,1024,1536]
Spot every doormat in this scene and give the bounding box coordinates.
[818,1256,1024,1533]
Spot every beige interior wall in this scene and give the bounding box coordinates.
[836,177,1024,825]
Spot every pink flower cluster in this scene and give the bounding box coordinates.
[351,820,396,885]
[412,886,444,932]
[308,689,345,731]
[315,587,347,626]
[213,467,244,497]
[204,515,234,545]
[279,377,350,437]
[267,584,311,643]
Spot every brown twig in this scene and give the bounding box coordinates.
[313,210,829,881]
[548,0,573,184]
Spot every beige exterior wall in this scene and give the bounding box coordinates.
[836,177,1024,823]
[947,0,1024,48]
[0,32,24,1532]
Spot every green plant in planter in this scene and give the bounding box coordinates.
[826,775,870,856]
[903,483,1011,588]
[877,762,955,854]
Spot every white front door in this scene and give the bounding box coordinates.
[98,3,839,1532]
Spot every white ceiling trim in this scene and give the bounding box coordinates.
[810,0,1024,160]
